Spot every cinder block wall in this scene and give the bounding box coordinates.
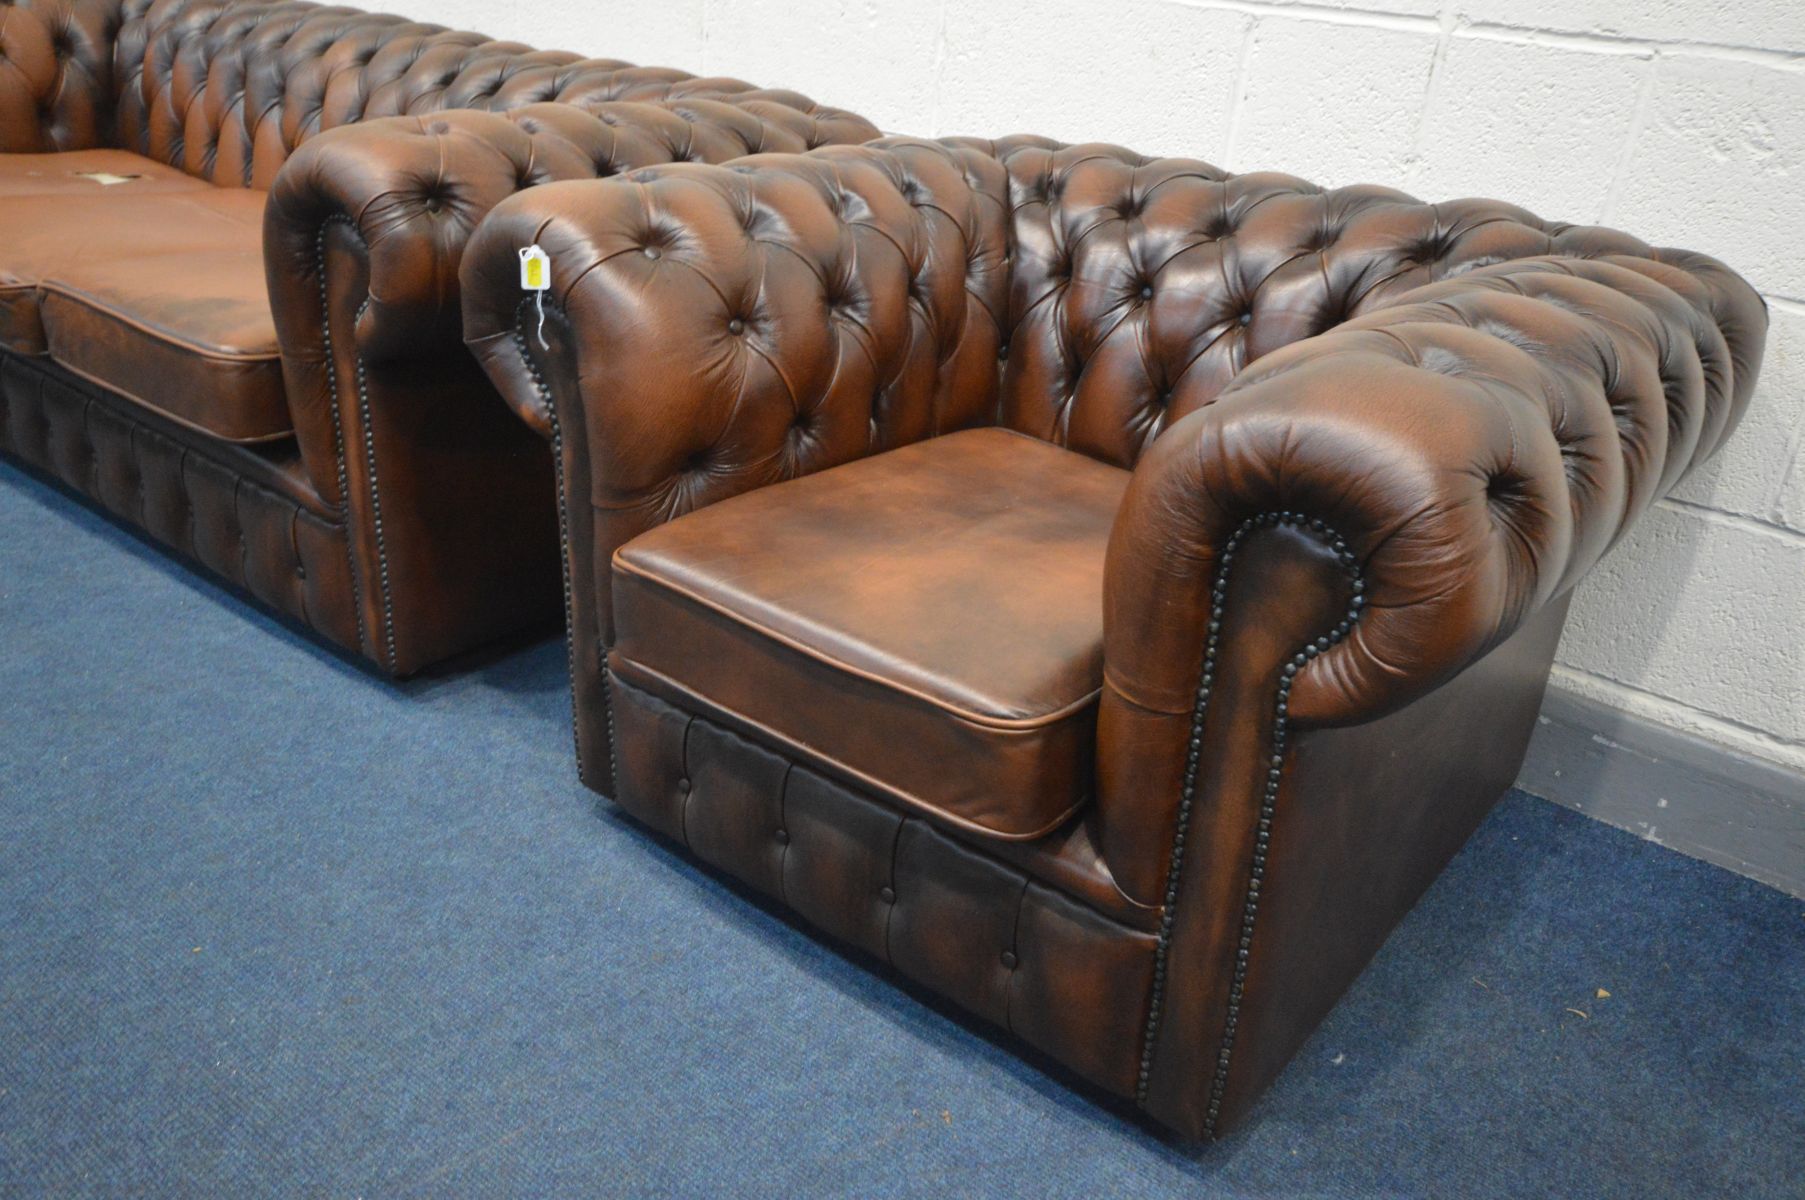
[417,0,1805,773]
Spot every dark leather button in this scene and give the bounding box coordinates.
[676,778,691,794]
[728,318,745,334]
[773,828,789,845]
[878,885,895,904]
[1000,950,1018,969]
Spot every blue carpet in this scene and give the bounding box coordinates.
[2,458,1802,1199]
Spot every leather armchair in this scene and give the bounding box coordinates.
[0,0,877,673]
[463,139,1765,1137]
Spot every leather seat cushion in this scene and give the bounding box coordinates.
[0,187,289,443]
[0,150,210,199]
[611,427,1131,840]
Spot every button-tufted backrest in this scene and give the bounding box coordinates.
[477,137,1011,475]
[967,139,1765,472]
[0,0,138,152]
[103,0,874,189]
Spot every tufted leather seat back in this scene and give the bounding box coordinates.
[968,139,1764,473]
[113,0,875,189]
[1,0,874,183]
[0,0,134,151]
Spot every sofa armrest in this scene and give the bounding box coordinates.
[460,140,1008,785]
[1099,253,1765,1135]
[265,100,872,503]
[0,0,122,151]
[257,100,875,673]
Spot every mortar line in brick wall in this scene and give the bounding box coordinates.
[1220,15,1260,166]
[930,0,950,136]
[1656,495,1805,541]
[1399,1,1456,187]
[1599,54,1660,224]
[1547,665,1805,771]
[1172,0,1803,66]
[1774,458,1805,534]
[700,0,716,78]
[1172,0,1439,35]
[1455,21,1805,68]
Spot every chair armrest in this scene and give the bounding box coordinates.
[0,0,122,151]
[1098,253,1765,1135]
[1103,252,1763,743]
[1099,255,1764,878]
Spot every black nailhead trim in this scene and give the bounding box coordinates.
[1139,513,1362,1112]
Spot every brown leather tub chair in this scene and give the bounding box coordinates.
[462,137,1766,1138]
[0,0,876,674]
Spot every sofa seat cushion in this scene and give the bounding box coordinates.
[0,150,210,199]
[42,245,288,444]
[0,188,289,442]
[611,427,1131,840]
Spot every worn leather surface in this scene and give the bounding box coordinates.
[0,183,282,440]
[3,0,883,673]
[42,242,285,444]
[0,145,205,195]
[613,427,1129,840]
[467,136,1766,1138]
[0,183,260,355]
[957,139,1763,470]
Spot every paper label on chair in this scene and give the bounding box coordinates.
[71,172,141,186]
[519,245,551,291]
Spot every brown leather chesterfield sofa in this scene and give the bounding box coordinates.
[0,0,876,674]
[461,136,1766,1138]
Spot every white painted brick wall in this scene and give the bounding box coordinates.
[391,0,1805,771]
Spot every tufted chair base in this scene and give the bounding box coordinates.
[0,348,367,663]
[609,673,1162,1102]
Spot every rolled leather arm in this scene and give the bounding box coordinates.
[1103,252,1765,734]
[264,99,861,506]
[0,0,121,151]
[1105,253,1764,1136]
